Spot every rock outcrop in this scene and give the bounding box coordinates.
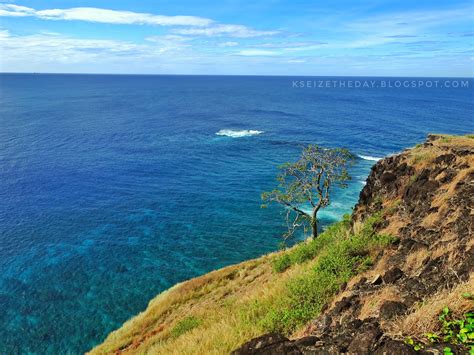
[233,134,473,354]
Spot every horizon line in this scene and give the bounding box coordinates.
[1,72,473,79]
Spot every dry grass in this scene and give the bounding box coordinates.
[92,245,354,354]
[90,238,340,354]
[404,247,430,274]
[359,286,401,320]
[386,276,474,339]
[432,134,474,147]
[89,256,284,354]
[468,235,474,249]
[380,217,406,238]
[91,216,392,354]
[407,134,474,170]
[431,168,474,211]
[408,151,438,167]
[420,211,440,228]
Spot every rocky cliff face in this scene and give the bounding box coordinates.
[233,135,473,354]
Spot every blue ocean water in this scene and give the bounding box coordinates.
[0,74,473,353]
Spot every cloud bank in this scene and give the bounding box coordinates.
[0,3,472,76]
[0,4,277,38]
[0,4,212,26]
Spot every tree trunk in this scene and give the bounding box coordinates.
[311,205,320,238]
[311,217,318,238]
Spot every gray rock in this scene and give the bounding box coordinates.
[382,268,404,284]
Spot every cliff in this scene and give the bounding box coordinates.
[92,134,473,355]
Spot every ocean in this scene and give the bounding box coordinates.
[0,74,473,353]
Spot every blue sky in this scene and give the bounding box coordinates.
[0,0,473,76]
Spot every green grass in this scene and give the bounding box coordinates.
[170,316,201,338]
[264,214,395,334]
[440,136,452,143]
[271,215,352,273]
[410,174,418,183]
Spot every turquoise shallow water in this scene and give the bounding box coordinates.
[0,74,473,353]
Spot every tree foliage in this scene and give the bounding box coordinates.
[262,145,355,240]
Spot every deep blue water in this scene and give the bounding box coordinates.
[0,74,473,353]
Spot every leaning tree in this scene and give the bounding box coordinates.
[262,145,355,240]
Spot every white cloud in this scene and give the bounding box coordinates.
[250,41,326,52]
[0,29,10,38]
[145,34,190,43]
[0,4,34,17]
[231,42,325,56]
[0,4,279,38]
[173,24,279,38]
[37,8,213,27]
[2,3,471,75]
[236,49,280,56]
[144,35,191,52]
[287,59,306,63]
[257,41,325,49]
[218,41,239,47]
[0,30,190,67]
[340,6,474,49]
[0,4,212,26]
[1,30,472,76]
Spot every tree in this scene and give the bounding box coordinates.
[262,145,355,240]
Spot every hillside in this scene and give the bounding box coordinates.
[91,134,473,355]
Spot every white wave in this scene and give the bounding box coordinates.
[358,154,383,162]
[216,129,264,138]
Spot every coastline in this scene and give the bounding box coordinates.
[2,72,472,353]
[92,134,473,354]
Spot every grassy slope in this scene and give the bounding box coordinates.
[92,134,473,355]
[91,215,394,354]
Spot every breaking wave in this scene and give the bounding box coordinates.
[358,154,382,161]
[216,129,264,138]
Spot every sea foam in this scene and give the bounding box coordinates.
[358,154,382,161]
[216,129,264,138]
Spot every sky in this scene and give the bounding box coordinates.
[0,0,473,76]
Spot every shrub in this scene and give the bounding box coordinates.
[406,306,474,353]
[438,307,473,348]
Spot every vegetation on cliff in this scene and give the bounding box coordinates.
[91,214,392,354]
[92,134,473,355]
